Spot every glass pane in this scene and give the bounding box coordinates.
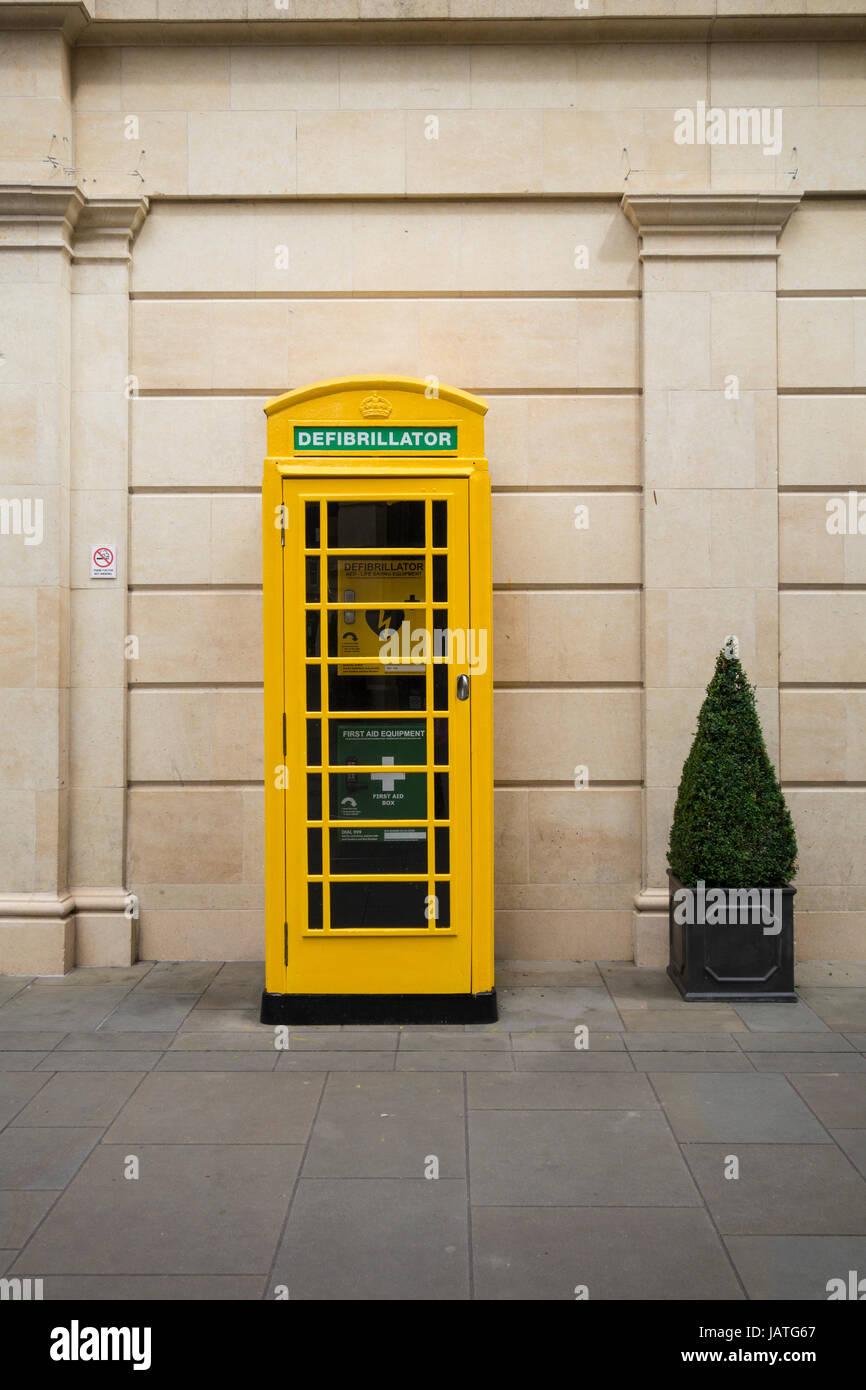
[306,612,320,658]
[329,719,426,767]
[433,718,449,766]
[305,556,319,601]
[328,668,427,712]
[434,882,451,928]
[435,827,450,874]
[307,773,322,821]
[308,881,322,930]
[306,719,321,767]
[432,500,447,547]
[433,554,447,602]
[306,665,320,713]
[434,772,449,819]
[330,881,430,930]
[327,609,421,663]
[330,828,426,875]
[433,663,447,710]
[305,502,320,549]
[331,770,427,819]
[307,828,322,876]
[327,500,425,549]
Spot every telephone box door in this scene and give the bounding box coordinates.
[281,476,474,998]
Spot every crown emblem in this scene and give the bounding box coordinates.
[360,392,392,420]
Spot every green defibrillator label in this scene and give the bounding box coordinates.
[294,426,457,453]
[336,722,426,845]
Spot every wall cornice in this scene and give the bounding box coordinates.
[0,185,148,256]
[0,2,863,47]
[621,191,802,259]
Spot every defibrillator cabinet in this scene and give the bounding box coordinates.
[260,376,496,1024]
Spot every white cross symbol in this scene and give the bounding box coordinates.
[370,756,405,793]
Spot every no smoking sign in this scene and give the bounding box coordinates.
[90,544,117,579]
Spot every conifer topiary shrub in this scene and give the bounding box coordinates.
[668,649,798,889]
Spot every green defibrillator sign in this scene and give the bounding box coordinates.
[336,721,426,844]
[294,426,457,454]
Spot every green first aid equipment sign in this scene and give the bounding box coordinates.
[336,722,426,844]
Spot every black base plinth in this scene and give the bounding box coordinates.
[260,989,498,1026]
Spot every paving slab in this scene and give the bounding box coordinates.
[511,1030,624,1052]
[0,1054,50,1071]
[35,1052,161,1073]
[0,1250,15,1274]
[11,1072,144,1128]
[10,1143,301,1275]
[31,1275,266,1300]
[750,1053,866,1073]
[796,963,866,987]
[724,1235,866,1300]
[178,1007,267,1032]
[682,1144,866,1235]
[35,965,151,990]
[513,1052,636,1072]
[288,1030,400,1051]
[497,987,623,1032]
[0,979,34,1005]
[472,1207,744,1301]
[623,1032,739,1051]
[630,1052,753,1072]
[494,962,604,988]
[0,1073,51,1126]
[789,1074,866,1129]
[397,1030,509,1051]
[272,1178,470,1301]
[734,1001,829,1032]
[396,1051,513,1072]
[57,1032,175,1052]
[0,1033,66,1051]
[276,1052,395,1072]
[194,983,265,1011]
[619,1010,747,1033]
[651,1073,832,1144]
[169,1032,279,1051]
[156,1052,279,1072]
[0,1128,102,1190]
[99,994,198,1032]
[845,1034,866,1051]
[302,1072,465,1179]
[468,1109,701,1207]
[0,1190,57,1247]
[598,966,686,1010]
[736,1031,854,1052]
[0,989,131,1033]
[103,1071,324,1145]
[797,989,866,1032]
[467,1071,656,1110]
[210,962,265,988]
[830,1129,866,1179]
[130,962,220,994]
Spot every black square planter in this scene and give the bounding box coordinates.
[667,871,796,1001]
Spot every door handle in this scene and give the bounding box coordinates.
[456,674,470,701]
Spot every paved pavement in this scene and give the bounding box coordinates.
[1,959,865,1300]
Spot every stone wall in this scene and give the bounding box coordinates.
[0,4,864,968]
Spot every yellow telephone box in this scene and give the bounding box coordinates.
[260,376,496,1024]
